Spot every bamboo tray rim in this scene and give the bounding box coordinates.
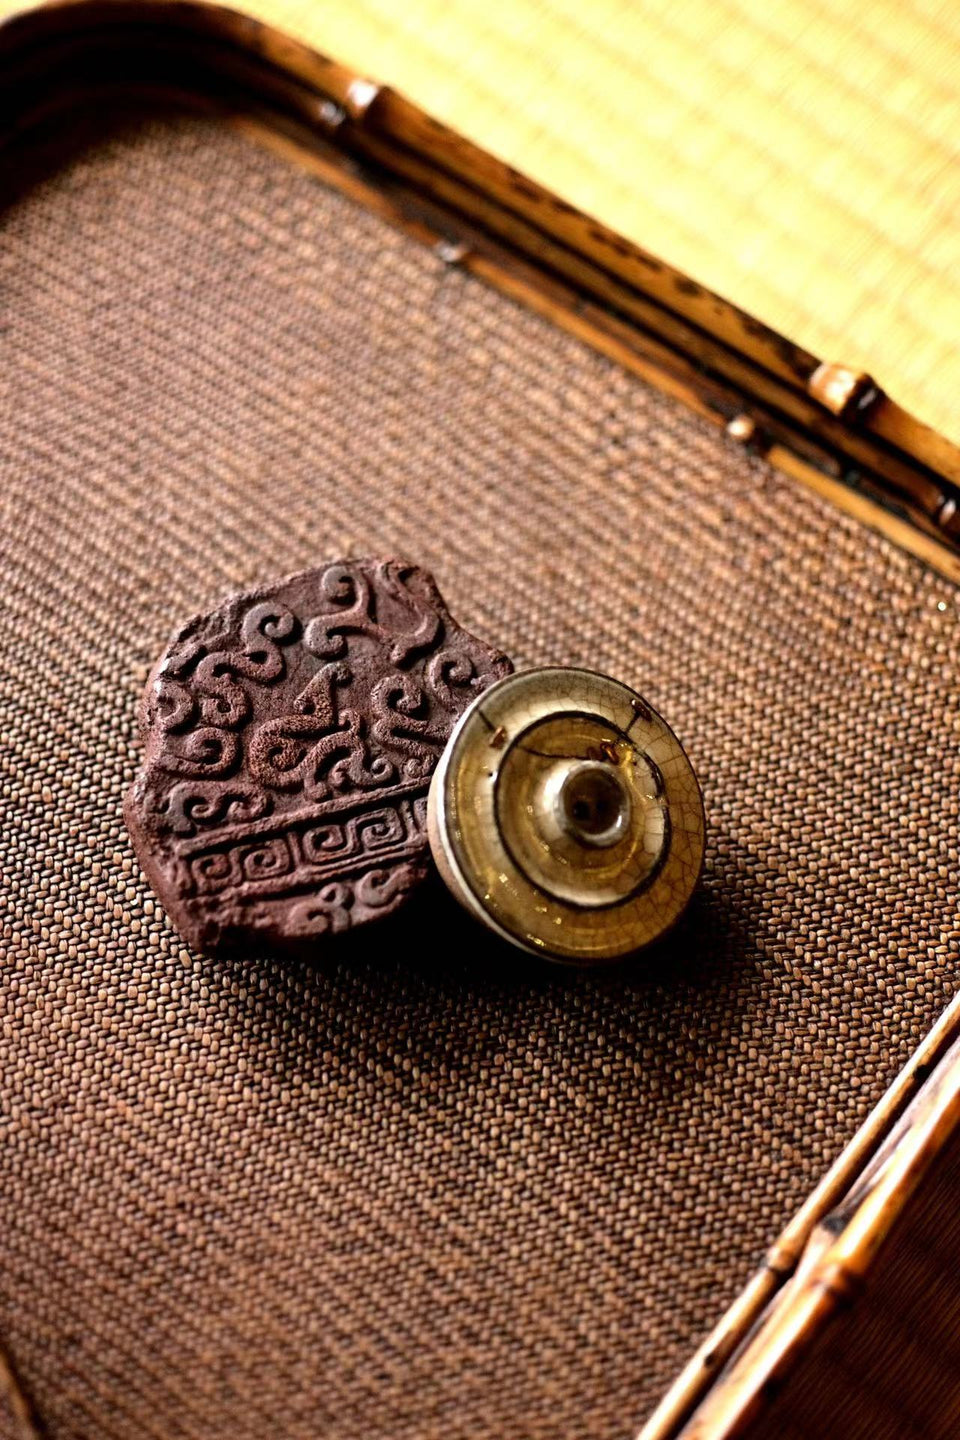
[2,7,960,1438]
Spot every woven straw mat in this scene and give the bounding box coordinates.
[1,111,958,1440]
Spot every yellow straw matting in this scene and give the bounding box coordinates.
[8,0,960,443]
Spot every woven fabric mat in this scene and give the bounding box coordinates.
[1,111,958,1440]
[11,0,945,442]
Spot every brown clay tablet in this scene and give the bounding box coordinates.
[125,560,512,955]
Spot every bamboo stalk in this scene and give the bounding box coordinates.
[1,0,959,546]
[638,988,960,1440]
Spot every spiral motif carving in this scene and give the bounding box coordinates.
[125,559,512,955]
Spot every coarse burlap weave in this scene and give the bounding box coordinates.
[1,110,958,1440]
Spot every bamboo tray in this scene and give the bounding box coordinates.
[1,5,959,1439]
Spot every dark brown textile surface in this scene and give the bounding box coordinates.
[1,111,958,1440]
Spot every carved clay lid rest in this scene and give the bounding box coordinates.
[124,558,512,956]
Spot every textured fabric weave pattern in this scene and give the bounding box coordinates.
[0,113,958,1440]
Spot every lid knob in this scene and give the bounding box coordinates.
[428,667,705,963]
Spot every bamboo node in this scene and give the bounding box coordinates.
[316,99,346,130]
[808,362,879,419]
[726,413,757,444]
[435,238,470,266]
[345,77,384,122]
[725,413,770,454]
